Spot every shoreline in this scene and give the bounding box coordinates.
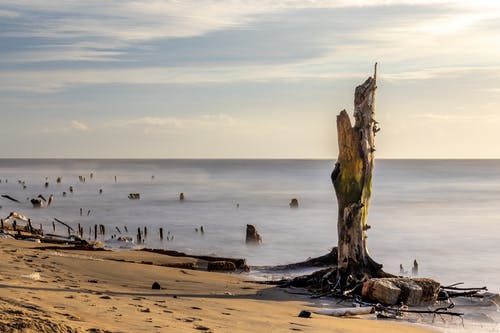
[0,238,438,333]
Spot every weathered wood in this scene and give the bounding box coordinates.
[1,195,20,203]
[314,307,374,317]
[332,63,389,287]
[53,218,75,233]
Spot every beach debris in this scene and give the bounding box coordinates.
[116,226,122,234]
[128,193,140,199]
[362,278,440,306]
[255,248,338,272]
[179,192,185,201]
[21,272,41,281]
[69,186,73,193]
[54,218,75,233]
[207,261,236,272]
[1,194,20,203]
[245,224,262,244]
[314,306,375,317]
[31,198,44,208]
[152,282,161,290]
[141,248,249,271]
[56,177,61,183]
[298,310,311,318]
[194,324,210,331]
[4,211,30,223]
[289,198,299,208]
[44,182,49,188]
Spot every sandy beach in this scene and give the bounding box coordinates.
[0,238,437,333]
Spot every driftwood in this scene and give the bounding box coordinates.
[253,248,338,271]
[1,195,20,203]
[141,248,249,271]
[314,306,374,317]
[4,211,30,222]
[53,218,75,233]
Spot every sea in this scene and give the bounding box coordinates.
[0,159,499,294]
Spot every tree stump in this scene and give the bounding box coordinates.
[331,63,390,288]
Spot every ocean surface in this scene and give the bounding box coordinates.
[0,159,499,295]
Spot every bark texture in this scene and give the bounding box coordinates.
[331,64,387,286]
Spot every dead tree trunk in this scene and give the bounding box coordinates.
[331,63,389,288]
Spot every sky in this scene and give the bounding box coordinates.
[0,0,499,158]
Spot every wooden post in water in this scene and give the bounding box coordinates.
[137,227,142,244]
[94,224,97,240]
[159,227,163,241]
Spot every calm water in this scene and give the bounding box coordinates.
[0,159,499,294]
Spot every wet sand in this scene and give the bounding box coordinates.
[0,238,436,333]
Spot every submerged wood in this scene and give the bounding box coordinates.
[1,195,20,203]
[141,248,249,271]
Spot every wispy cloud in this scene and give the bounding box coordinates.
[414,113,500,122]
[0,64,367,93]
[71,120,89,131]
[0,9,19,18]
[105,114,236,133]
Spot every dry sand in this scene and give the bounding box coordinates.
[0,238,437,333]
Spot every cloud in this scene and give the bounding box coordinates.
[71,120,89,131]
[0,9,19,18]
[0,64,367,93]
[0,1,499,93]
[414,113,500,122]
[109,117,185,130]
[105,114,236,133]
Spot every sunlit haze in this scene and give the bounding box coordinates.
[1,0,499,158]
